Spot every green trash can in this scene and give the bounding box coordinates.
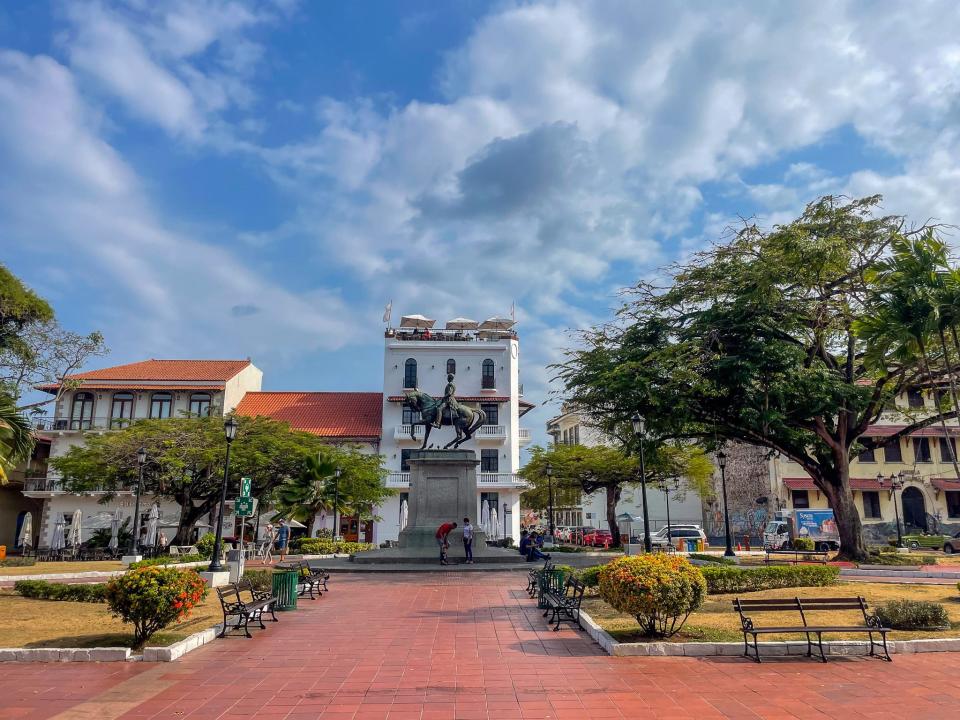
[536,569,566,609]
[271,568,299,611]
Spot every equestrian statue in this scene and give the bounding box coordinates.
[403,372,486,450]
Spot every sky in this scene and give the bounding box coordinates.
[2,1,960,448]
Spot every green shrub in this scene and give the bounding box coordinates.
[129,554,203,569]
[577,564,604,587]
[701,565,840,594]
[242,569,274,591]
[298,538,375,555]
[688,553,736,565]
[14,580,107,602]
[874,600,950,630]
[195,532,216,559]
[105,567,208,647]
[791,537,815,551]
[550,545,588,553]
[865,551,937,566]
[554,564,575,577]
[598,555,706,637]
[0,557,36,567]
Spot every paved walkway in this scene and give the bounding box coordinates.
[2,572,959,719]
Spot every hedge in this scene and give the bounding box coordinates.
[701,564,840,594]
[874,600,950,630]
[688,553,736,566]
[577,565,603,587]
[298,538,375,555]
[242,569,274,591]
[14,580,107,603]
[129,554,204,569]
[0,557,36,568]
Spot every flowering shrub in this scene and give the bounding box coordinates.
[105,567,208,647]
[599,555,707,637]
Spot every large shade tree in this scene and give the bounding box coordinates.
[557,196,960,560]
[51,415,327,544]
[520,441,712,545]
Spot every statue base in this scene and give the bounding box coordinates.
[352,449,523,565]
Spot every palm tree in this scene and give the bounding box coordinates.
[0,394,33,483]
[273,450,340,533]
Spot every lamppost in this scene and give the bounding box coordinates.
[208,417,239,573]
[130,446,147,555]
[718,449,735,557]
[332,467,342,541]
[631,414,652,553]
[662,477,679,546]
[545,462,555,540]
[878,471,905,548]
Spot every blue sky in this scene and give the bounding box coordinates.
[2,1,960,446]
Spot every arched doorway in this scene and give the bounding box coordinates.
[901,487,928,532]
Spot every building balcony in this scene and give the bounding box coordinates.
[394,425,425,441]
[474,425,506,440]
[21,477,134,498]
[518,428,532,445]
[32,416,135,432]
[394,424,509,442]
[385,472,527,489]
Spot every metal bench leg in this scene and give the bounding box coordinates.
[805,632,814,658]
[751,633,762,663]
[242,612,252,639]
[815,632,827,663]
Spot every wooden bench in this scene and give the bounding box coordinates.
[216,581,278,638]
[733,596,891,662]
[542,575,585,631]
[764,549,829,564]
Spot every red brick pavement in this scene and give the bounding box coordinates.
[2,572,959,719]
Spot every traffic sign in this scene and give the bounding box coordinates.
[235,497,254,517]
[240,477,252,498]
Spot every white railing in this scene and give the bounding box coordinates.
[394,425,425,440]
[386,472,411,487]
[385,472,527,488]
[518,428,532,444]
[475,424,506,438]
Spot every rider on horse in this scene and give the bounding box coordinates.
[433,373,461,428]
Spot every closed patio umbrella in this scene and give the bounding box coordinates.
[145,504,160,547]
[108,509,120,552]
[481,501,490,536]
[446,317,479,330]
[52,516,66,552]
[399,499,408,531]
[18,513,33,549]
[399,314,435,329]
[69,509,83,548]
[490,507,500,540]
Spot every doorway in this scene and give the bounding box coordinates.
[339,515,373,543]
[901,487,928,532]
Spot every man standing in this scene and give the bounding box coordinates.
[435,521,457,565]
[275,519,290,564]
[462,517,474,564]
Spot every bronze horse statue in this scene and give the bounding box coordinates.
[403,389,486,450]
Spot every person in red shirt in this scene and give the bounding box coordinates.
[436,521,458,565]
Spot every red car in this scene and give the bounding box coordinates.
[582,529,613,548]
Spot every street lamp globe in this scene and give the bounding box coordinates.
[631,414,644,436]
[224,417,239,442]
[545,462,552,477]
[717,449,727,470]
[137,446,147,465]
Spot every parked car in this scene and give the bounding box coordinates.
[554,526,573,542]
[652,524,702,539]
[943,532,960,554]
[582,528,613,547]
[572,526,596,545]
[651,527,707,549]
[900,531,960,552]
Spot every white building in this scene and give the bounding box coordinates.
[376,317,534,543]
[21,359,263,548]
[545,404,705,533]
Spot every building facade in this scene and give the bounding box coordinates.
[545,404,705,533]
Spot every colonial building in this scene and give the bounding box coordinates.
[544,404,705,533]
[20,359,262,548]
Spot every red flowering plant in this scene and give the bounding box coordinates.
[598,555,707,638]
[105,566,208,647]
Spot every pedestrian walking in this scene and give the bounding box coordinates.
[275,519,290,563]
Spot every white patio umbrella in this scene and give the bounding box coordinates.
[399,499,408,531]
[446,317,479,330]
[399,314,435,329]
[108,509,120,551]
[145,504,160,547]
[479,316,516,331]
[481,501,490,536]
[18,513,33,549]
[52,516,66,552]
[491,507,501,540]
[69,509,83,548]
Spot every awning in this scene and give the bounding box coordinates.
[932,478,960,491]
[783,477,886,491]
[862,425,960,437]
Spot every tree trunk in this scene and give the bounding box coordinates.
[173,502,210,545]
[818,458,868,561]
[605,485,622,546]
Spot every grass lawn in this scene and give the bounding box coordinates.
[584,582,960,643]
[0,590,222,648]
[0,561,125,576]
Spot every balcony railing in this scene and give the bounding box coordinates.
[475,425,506,439]
[22,477,133,494]
[518,428,532,445]
[394,425,426,440]
[395,424,508,441]
[33,415,143,432]
[385,472,527,488]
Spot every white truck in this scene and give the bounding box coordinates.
[763,510,841,552]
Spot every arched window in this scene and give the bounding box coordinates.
[188,392,211,417]
[403,358,417,389]
[150,392,173,419]
[70,392,94,430]
[481,359,495,389]
[110,392,134,428]
[446,358,456,375]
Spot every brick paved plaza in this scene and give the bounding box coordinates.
[2,572,959,720]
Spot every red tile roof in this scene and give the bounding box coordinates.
[236,392,383,440]
[39,359,252,392]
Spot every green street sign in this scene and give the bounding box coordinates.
[235,497,254,517]
[240,477,252,498]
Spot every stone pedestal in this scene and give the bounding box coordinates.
[120,555,143,567]
[198,570,231,587]
[353,450,523,564]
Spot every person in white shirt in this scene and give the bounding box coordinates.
[462,517,474,564]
